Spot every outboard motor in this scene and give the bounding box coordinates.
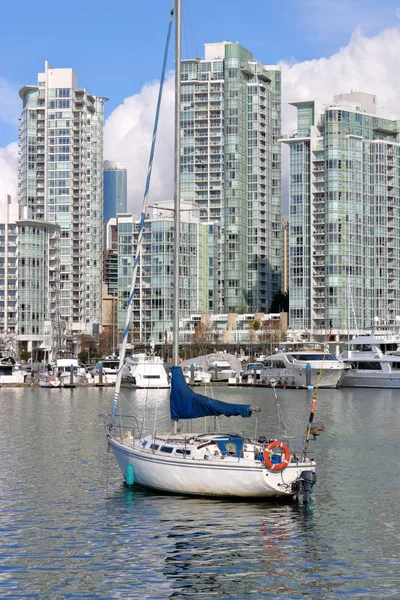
[300,470,317,504]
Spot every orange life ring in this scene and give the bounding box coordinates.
[263,440,290,471]
[49,376,55,381]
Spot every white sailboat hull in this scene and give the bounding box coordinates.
[108,437,315,498]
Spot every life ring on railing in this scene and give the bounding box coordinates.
[49,376,55,381]
[263,440,291,471]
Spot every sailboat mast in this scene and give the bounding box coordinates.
[173,0,181,367]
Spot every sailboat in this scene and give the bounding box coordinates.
[107,1,317,501]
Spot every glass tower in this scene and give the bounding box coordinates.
[180,42,281,314]
[283,92,400,338]
[103,161,127,221]
[116,203,207,345]
[18,61,107,336]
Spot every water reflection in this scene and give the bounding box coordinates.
[0,387,399,599]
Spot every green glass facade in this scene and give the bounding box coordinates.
[284,93,400,336]
[181,43,281,314]
[18,63,106,335]
[117,210,207,344]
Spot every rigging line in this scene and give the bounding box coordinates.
[109,2,175,428]
[272,385,289,440]
[182,2,189,60]
[182,0,199,60]
[303,327,332,455]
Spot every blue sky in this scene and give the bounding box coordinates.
[1,0,399,147]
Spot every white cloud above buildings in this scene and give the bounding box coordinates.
[1,26,400,211]
[103,76,175,215]
[0,142,18,202]
[102,25,400,214]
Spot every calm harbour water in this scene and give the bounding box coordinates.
[0,384,399,599]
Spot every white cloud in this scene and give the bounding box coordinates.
[104,75,175,214]
[104,26,400,215]
[281,26,400,136]
[2,25,400,214]
[0,142,18,202]
[278,25,400,210]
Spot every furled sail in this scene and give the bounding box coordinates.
[170,366,253,420]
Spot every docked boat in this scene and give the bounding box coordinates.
[0,356,26,385]
[241,362,266,383]
[207,360,236,382]
[56,359,87,385]
[105,1,318,502]
[261,349,345,389]
[181,363,211,385]
[338,331,400,388]
[121,353,170,389]
[38,374,61,388]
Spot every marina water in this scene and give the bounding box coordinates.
[0,385,399,599]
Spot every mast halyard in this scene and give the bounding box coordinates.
[172,0,181,368]
[109,5,175,427]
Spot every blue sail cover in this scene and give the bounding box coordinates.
[170,366,253,420]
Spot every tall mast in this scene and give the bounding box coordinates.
[172,0,181,367]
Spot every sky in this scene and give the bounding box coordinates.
[1,0,400,212]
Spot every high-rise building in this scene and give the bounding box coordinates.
[116,203,207,345]
[18,61,107,336]
[0,195,60,361]
[103,218,119,297]
[180,42,281,314]
[282,92,400,339]
[281,217,289,295]
[103,161,127,221]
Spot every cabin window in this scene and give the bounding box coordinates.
[175,448,191,455]
[144,375,161,379]
[356,362,382,371]
[272,360,286,369]
[160,446,173,453]
[150,444,159,450]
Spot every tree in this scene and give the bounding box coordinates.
[78,350,88,364]
[192,322,212,357]
[20,350,31,362]
[269,290,289,313]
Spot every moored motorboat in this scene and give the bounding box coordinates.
[261,349,345,388]
[338,330,400,388]
[121,353,170,389]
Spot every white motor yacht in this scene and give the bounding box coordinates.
[261,349,345,389]
[338,331,400,388]
[122,353,170,389]
[207,360,236,382]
